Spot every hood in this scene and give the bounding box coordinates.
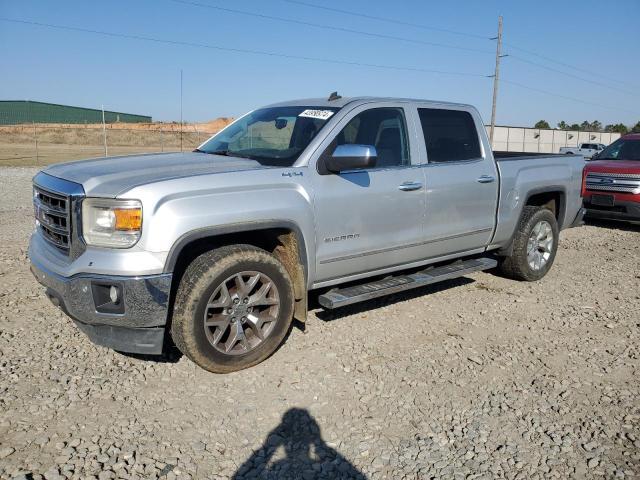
[43,152,263,197]
[586,159,640,174]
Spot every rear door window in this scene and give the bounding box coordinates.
[418,108,481,163]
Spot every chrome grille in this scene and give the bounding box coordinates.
[586,172,640,195]
[34,186,72,253]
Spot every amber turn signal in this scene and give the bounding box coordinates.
[114,208,142,231]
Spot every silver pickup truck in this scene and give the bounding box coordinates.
[29,96,585,373]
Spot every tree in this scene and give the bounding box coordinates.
[604,123,628,134]
[580,121,591,131]
[569,124,580,131]
[590,120,602,132]
[557,121,568,130]
[632,121,640,133]
[534,120,550,129]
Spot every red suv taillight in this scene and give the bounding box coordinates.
[581,166,587,197]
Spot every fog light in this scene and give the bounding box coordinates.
[109,285,119,303]
[91,282,125,314]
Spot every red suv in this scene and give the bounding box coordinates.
[583,133,640,222]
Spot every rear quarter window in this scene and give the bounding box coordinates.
[418,108,481,163]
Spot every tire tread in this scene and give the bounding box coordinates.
[499,206,558,282]
[171,244,294,373]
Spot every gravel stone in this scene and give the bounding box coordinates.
[588,457,600,469]
[0,447,16,459]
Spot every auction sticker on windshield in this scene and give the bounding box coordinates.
[298,109,335,120]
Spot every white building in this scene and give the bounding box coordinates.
[487,125,621,153]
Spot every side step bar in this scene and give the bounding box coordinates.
[318,257,497,309]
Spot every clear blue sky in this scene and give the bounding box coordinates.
[1,0,638,127]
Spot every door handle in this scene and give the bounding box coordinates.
[476,175,495,184]
[398,181,423,191]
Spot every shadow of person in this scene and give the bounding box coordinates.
[232,408,367,480]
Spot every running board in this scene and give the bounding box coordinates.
[318,257,497,309]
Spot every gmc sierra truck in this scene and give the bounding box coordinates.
[29,96,586,373]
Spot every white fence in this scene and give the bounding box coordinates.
[487,126,621,153]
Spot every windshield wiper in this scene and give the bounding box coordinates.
[195,148,264,161]
[195,149,235,156]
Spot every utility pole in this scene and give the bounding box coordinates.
[489,15,504,147]
[180,69,183,152]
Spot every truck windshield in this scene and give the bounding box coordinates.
[597,138,640,161]
[197,106,339,166]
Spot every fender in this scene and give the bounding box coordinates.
[163,219,309,281]
[496,185,567,256]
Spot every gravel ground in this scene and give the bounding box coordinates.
[1,166,638,480]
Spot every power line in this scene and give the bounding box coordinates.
[503,42,637,90]
[175,1,638,100]
[283,0,637,93]
[281,0,491,40]
[0,17,489,78]
[507,54,636,96]
[501,79,638,116]
[168,0,494,55]
[2,17,635,116]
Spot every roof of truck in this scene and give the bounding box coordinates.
[623,133,640,140]
[265,96,475,110]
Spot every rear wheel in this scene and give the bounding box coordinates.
[171,245,294,373]
[498,206,559,281]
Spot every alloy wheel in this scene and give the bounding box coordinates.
[203,271,280,355]
[527,220,554,271]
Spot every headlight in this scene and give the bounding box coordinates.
[82,198,142,248]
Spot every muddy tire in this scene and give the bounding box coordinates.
[171,244,294,373]
[498,206,559,282]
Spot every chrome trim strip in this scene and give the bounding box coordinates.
[33,172,85,196]
[586,184,640,194]
[319,228,493,264]
[587,172,640,179]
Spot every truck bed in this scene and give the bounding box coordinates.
[488,151,585,250]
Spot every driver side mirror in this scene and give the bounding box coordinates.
[325,144,377,173]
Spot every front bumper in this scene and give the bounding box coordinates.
[30,258,172,355]
[584,199,640,222]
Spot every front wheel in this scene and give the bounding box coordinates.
[498,206,559,281]
[171,245,295,373]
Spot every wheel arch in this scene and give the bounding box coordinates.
[164,221,309,323]
[524,187,566,224]
[497,186,566,257]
